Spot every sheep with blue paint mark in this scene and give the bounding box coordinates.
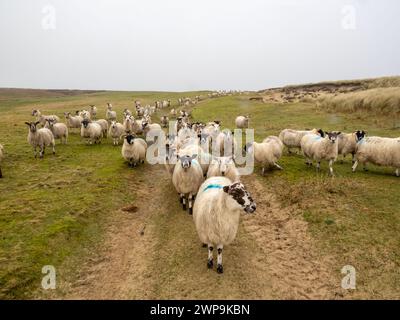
[193,176,256,273]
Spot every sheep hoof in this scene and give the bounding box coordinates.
[217,264,223,274]
[207,259,213,269]
[202,243,207,248]
[188,208,193,215]
[183,204,187,210]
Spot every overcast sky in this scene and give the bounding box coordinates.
[0,0,399,91]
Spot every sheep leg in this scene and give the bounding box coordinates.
[39,146,45,158]
[217,245,224,274]
[316,161,321,171]
[261,167,265,176]
[0,167,2,178]
[351,153,355,164]
[329,160,334,176]
[396,169,399,177]
[274,162,283,170]
[34,146,37,158]
[52,143,55,155]
[188,194,193,215]
[182,195,187,210]
[179,194,183,204]
[207,244,214,269]
[352,160,358,172]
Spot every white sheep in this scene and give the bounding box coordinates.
[123,108,132,118]
[94,119,109,138]
[193,177,256,273]
[77,110,91,119]
[106,103,117,123]
[121,133,147,167]
[235,115,249,129]
[300,131,341,175]
[207,156,240,182]
[32,109,60,127]
[170,109,177,117]
[160,116,169,128]
[0,143,4,178]
[214,130,237,157]
[352,136,400,176]
[80,119,103,144]
[108,121,125,145]
[246,136,284,175]
[142,121,162,136]
[25,121,55,158]
[89,105,97,120]
[279,128,324,154]
[64,112,83,129]
[45,119,68,144]
[337,130,366,163]
[172,152,204,215]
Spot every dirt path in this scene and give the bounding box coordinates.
[57,161,340,299]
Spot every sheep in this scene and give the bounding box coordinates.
[207,156,240,182]
[235,115,249,129]
[170,108,177,117]
[179,143,212,176]
[0,143,4,178]
[77,109,91,119]
[25,121,55,158]
[352,136,400,176]
[108,121,125,145]
[80,119,103,144]
[123,108,132,118]
[214,130,237,157]
[160,116,169,128]
[64,112,83,129]
[106,103,117,123]
[142,121,162,136]
[337,130,366,163]
[32,109,60,127]
[279,128,324,154]
[45,119,68,144]
[89,105,97,120]
[193,177,256,273]
[300,131,341,175]
[123,115,134,133]
[94,119,109,138]
[172,152,204,215]
[245,136,284,175]
[121,133,147,167]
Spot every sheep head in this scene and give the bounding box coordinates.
[223,182,256,214]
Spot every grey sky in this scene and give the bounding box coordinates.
[0,0,399,91]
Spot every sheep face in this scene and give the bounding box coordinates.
[25,121,40,132]
[218,157,234,176]
[326,131,341,144]
[355,130,366,142]
[125,134,135,145]
[110,121,117,129]
[223,182,256,214]
[178,154,197,170]
[82,119,91,128]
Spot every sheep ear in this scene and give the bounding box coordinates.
[25,122,30,126]
[223,185,230,193]
[35,121,40,126]
[191,154,197,160]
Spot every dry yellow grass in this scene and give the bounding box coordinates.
[318,87,400,116]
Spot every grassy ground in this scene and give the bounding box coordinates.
[0,89,399,299]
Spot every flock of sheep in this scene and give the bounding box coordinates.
[1,91,399,274]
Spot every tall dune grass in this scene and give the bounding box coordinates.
[318,87,400,116]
